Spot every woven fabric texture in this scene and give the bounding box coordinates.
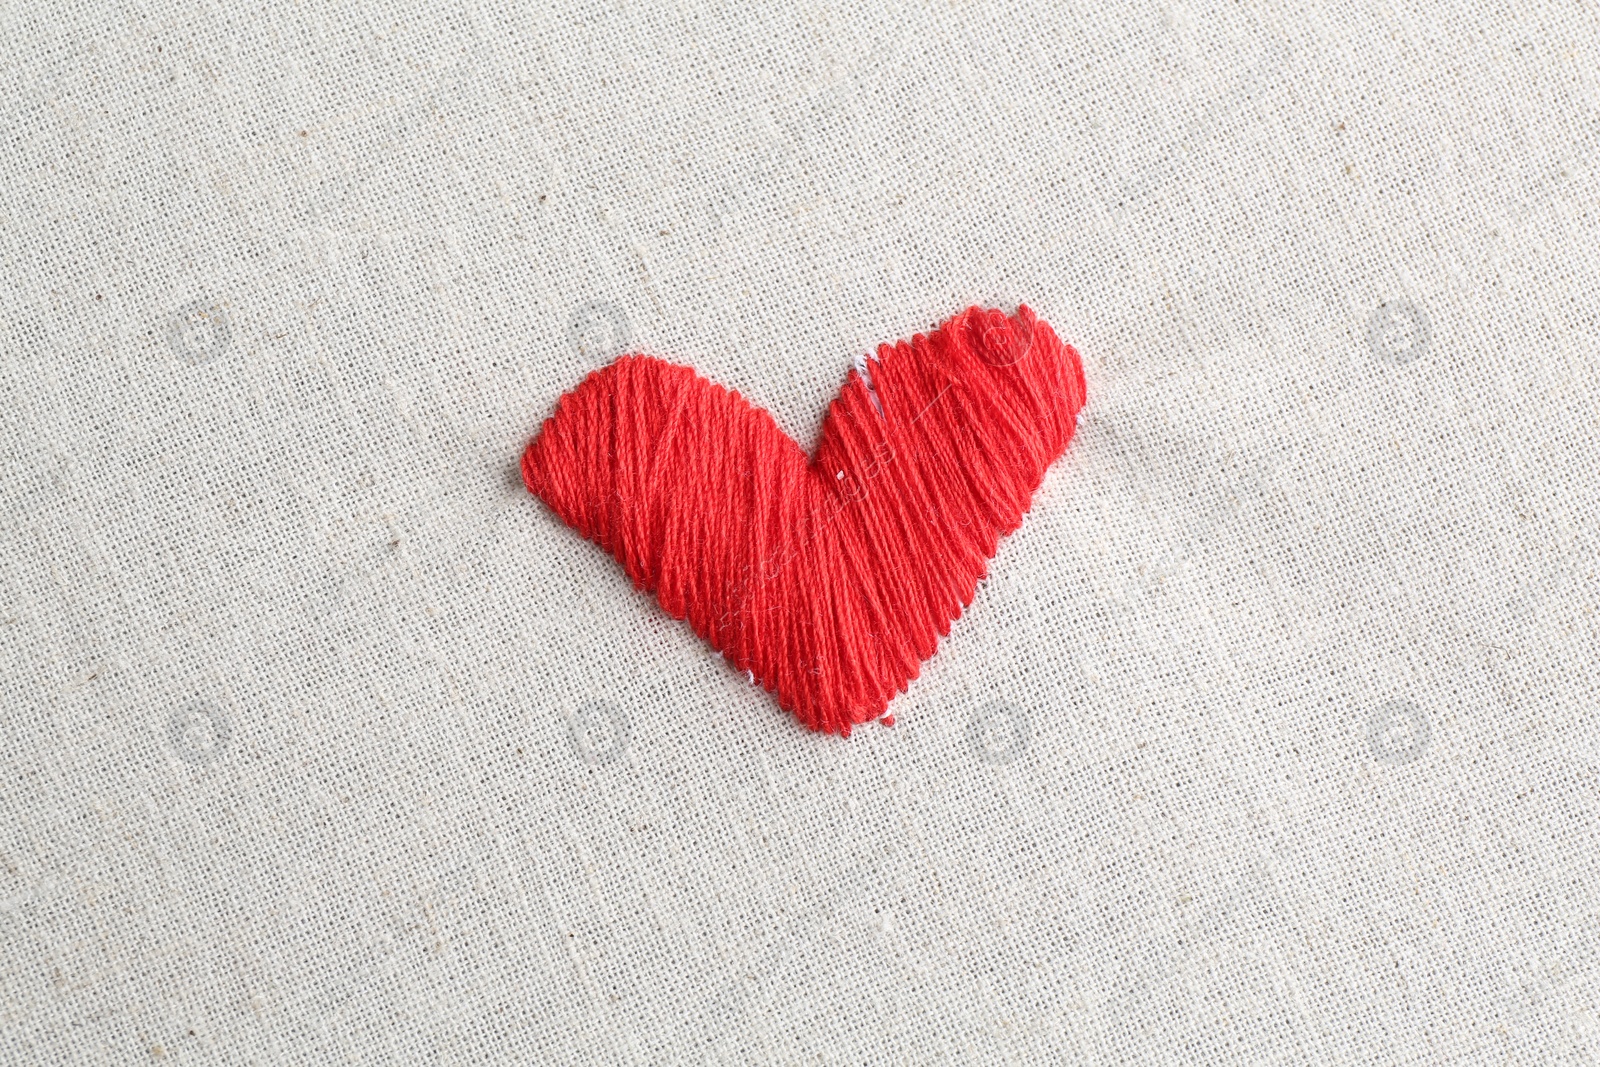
[1,2,1597,1063]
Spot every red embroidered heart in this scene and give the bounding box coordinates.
[522,305,1086,736]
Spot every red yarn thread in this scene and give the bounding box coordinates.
[522,305,1086,736]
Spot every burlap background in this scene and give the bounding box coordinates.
[2,1,1597,1062]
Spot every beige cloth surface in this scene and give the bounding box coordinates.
[2,1,1597,1062]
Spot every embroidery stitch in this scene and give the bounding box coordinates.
[522,305,1087,736]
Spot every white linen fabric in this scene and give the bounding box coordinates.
[2,1,1597,1062]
